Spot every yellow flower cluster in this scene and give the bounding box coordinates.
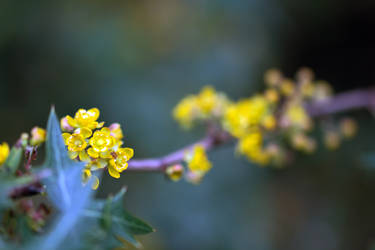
[173,68,357,170]
[61,108,133,189]
[184,145,212,184]
[173,86,230,129]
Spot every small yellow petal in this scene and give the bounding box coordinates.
[101,127,111,135]
[87,108,100,121]
[79,150,91,162]
[108,165,120,179]
[78,127,92,139]
[97,122,105,128]
[87,147,99,158]
[62,133,71,144]
[66,115,77,128]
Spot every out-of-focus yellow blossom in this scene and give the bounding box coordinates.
[324,131,340,150]
[166,164,184,182]
[300,82,315,97]
[62,128,92,159]
[261,115,277,130]
[237,131,270,165]
[185,145,212,175]
[173,86,230,129]
[65,108,104,130]
[291,133,316,153]
[296,67,314,84]
[224,96,269,137]
[88,127,115,159]
[265,88,279,103]
[264,69,282,87]
[196,86,217,115]
[280,79,295,96]
[286,104,311,130]
[173,95,197,129]
[340,118,357,138]
[30,127,46,146]
[108,147,134,178]
[0,142,10,165]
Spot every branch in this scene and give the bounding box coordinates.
[127,88,375,172]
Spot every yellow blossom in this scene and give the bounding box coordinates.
[166,164,184,182]
[237,131,270,165]
[65,108,104,130]
[0,142,9,165]
[185,145,212,175]
[30,127,46,146]
[62,127,92,159]
[224,96,269,137]
[280,79,295,96]
[265,88,279,103]
[88,127,115,159]
[108,147,134,178]
[109,123,124,142]
[196,86,217,115]
[173,95,197,129]
[286,104,311,130]
[261,115,277,130]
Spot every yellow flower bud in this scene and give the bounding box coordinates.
[264,69,282,87]
[30,127,46,146]
[280,79,295,96]
[0,142,10,165]
[166,164,184,182]
[265,88,279,103]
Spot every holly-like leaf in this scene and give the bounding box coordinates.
[27,107,95,250]
[83,187,154,248]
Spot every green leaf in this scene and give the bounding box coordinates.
[28,107,95,250]
[83,187,154,248]
[4,146,23,174]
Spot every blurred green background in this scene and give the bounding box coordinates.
[1,1,375,249]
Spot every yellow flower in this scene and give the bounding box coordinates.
[108,147,134,178]
[196,86,217,115]
[185,145,212,174]
[286,104,311,130]
[109,123,124,141]
[62,127,92,159]
[265,88,279,103]
[280,79,295,96]
[0,142,10,165]
[261,115,277,130]
[224,96,269,137]
[166,164,184,182]
[264,69,282,87]
[88,127,115,158]
[65,108,104,130]
[173,95,197,129]
[30,127,46,146]
[237,131,270,165]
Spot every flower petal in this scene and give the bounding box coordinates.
[108,165,120,179]
[87,108,100,121]
[87,147,99,158]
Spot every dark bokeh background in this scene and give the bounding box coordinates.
[1,1,375,249]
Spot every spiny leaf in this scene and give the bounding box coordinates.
[83,187,154,248]
[28,107,95,250]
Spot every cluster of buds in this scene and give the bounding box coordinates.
[172,68,357,173]
[165,144,212,184]
[61,108,134,189]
